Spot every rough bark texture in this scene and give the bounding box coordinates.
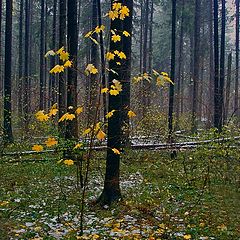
[98,0,133,205]
[218,0,226,131]
[235,0,239,117]
[3,0,14,143]
[23,0,30,131]
[58,0,67,137]
[168,0,176,140]
[65,0,78,140]
[224,53,232,123]
[18,0,24,117]
[191,0,201,133]
[40,0,45,110]
[213,0,220,129]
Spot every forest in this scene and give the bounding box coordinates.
[0,0,240,239]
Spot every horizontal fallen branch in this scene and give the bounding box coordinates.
[1,136,239,158]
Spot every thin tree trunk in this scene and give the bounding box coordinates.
[23,0,30,131]
[192,0,201,133]
[40,0,45,110]
[18,0,24,117]
[168,0,176,140]
[0,0,2,97]
[3,0,14,143]
[219,0,226,131]
[89,0,99,122]
[235,0,239,116]
[176,0,185,129]
[213,0,220,129]
[148,0,154,72]
[97,0,107,119]
[50,0,57,105]
[224,52,232,122]
[58,0,67,137]
[65,0,78,140]
[208,0,214,127]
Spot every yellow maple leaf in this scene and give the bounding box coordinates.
[128,110,136,118]
[75,106,83,115]
[123,30,130,37]
[109,89,119,96]
[108,10,119,20]
[112,79,122,91]
[183,235,191,240]
[56,46,64,55]
[97,130,106,141]
[35,110,49,122]
[112,2,122,11]
[32,145,44,152]
[63,159,74,166]
[73,143,83,150]
[64,60,72,68]
[101,88,109,94]
[58,113,76,122]
[85,64,98,75]
[83,128,91,135]
[59,51,69,62]
[106,110,116,119]
[111,34,121,43]
[49,108,58,117]
[45,137,58,147]
[118,51,126,59]
[95,25,105,33]
[106,52,115,61]
[112,148,120,155]
[119,6,130,20]
[50,65,64,74]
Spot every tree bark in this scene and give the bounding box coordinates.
[65,0,78,140]
[235,0,239,117]
[18,0,24,117]
[98,0,133,205]
[168,0,176,140]
[191,0,201,133]
[23,0,30,131]
[58,0,67,137]
[40,0,45,110]
[3,0,14,143]
[218,0,226,131]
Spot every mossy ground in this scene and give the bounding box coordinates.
[0,148,239,239]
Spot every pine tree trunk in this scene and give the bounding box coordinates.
[65,0,78,140]
[3,0,14,143]
[97,0,133,205]
[40,0,45,110]
[168,0,176,140]
[219,0,226,131]
[213,0,220,129]
[224,52,232,122]
[23,0,30,131]
[58,0,67,137]
[18,0,24,118]
[176,0,185,130]
[50,0,57,105]
[235,0,239,117]
[191,0,201,133]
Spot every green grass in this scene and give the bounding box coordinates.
[0,148,239,239]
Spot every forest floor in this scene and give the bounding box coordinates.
[0,149,239,240]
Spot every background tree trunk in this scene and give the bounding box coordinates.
[3,0,14,143]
